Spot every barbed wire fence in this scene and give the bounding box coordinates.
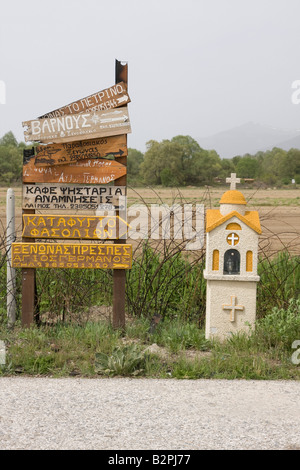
[0,187,299,326]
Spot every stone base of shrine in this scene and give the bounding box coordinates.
[205,279,258,341]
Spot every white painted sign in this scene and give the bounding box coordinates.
[23,183,126,210]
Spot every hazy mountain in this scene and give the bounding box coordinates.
[198,122,300,158]
[273,134,300,151]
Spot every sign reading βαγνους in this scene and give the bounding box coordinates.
[23,107,131,143]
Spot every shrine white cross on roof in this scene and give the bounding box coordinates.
[226,173,240,190]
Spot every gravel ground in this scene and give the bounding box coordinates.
[0,377,299,450]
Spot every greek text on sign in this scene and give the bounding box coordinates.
[22,215,130,240]
[22,184,126,210]
[23,158,126,184]
[12,243,132,269]
[23,107,131,143]
[39,82,130,119]
[24,135,127,166]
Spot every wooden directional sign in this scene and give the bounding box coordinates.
[39,82,130,119]
[23,158,126,184]
[22,184,126,211]
[24,135,127,167]
[23,107,131,143]
[12,243,132,269]
[22,215,130,240]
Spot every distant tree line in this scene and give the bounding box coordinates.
[128,136,300,187]
[0,131,299,186]
[0,132,27,184]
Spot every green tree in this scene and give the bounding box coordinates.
[0,131,18,147]
[140,138,187,186]
[127,148,144,185]
[236,156,260,178]
[260,148,287,184]
[139,135,221,186]
[284,149,300,182]
[0,132,24,183]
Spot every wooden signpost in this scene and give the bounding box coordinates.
[23,107,131,143]
[22,184,126,211]
[39,82,130,118]
[22,214,130,240]
[12,243,132,269]
[24,135,127,166]
[18,59,130,328]
[23,158,126,184]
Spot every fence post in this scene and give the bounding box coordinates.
[6,188,16,326]
[113,59,128,330]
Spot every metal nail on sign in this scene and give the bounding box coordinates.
[23,107,131,143]
[12,243,132,269]
[38,82,130,119]
[23,158,126,184]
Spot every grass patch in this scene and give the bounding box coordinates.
[0,302,299,379]
[0,246,299,380]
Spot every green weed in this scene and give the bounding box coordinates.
[95,344,147,377]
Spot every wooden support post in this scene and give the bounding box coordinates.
[21,202,38,327]
[113,59,128,329]
[21,267,36,327]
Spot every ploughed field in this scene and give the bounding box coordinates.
[1,186,299,255]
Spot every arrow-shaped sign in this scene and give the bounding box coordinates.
[117,95,129,104]
[39,82,131,119]
[99,115,128,124]
[105,149,125,158]
[23,135,128,166]
[23,107,131,143]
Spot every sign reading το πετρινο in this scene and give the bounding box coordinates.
[38,82,130,118]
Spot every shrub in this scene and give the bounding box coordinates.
[255,298,300,350]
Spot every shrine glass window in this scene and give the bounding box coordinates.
[224,249,240,275]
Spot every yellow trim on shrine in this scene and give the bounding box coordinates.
[226,223,241,230]
[212,249,219,271]
[219,190,247,205]
[206,209,262,234]
[246,250,253,272]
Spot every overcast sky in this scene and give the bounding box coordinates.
[1,0,300,152]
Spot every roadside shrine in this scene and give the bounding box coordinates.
[204,173,261,341]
